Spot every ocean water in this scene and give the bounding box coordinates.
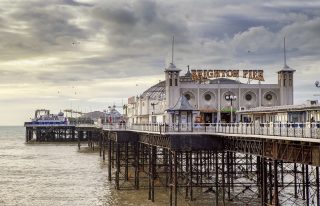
[0,126,259,206]
[0,126,176,206]
[0,126,114,206]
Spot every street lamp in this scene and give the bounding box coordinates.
[225,94,237,123]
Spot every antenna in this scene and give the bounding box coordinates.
[284,37,287,67]
[172,36,174,64]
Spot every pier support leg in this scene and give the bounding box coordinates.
[185,152,189,200]
[316,167,320,206]
[148,146,152,200]
[99,133,102,157]
[215,151,219,206]
[190,151,193,201]
[134,143,140,190]
[174,151,178,206]
[151,146,156,202]
[268,160,273,204]
[115,143,120,190]
[102,133,105,161]
[108,139,112,182]
[257,156,261,198]
[227,151,231,201]
[262,158,267,206]
[274,160,279,206]
[302,164,306,200]
[169,150,173,206]
[222,151,225,206]
[78,134,81,150]
[306,164,310,206]
[294,163,298,198]
[125,142,129,181]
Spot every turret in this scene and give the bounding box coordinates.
[165,62,181,108]
[165,37,181,123]
[278,37,295,105]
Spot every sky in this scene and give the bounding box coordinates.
[0,0,320,125]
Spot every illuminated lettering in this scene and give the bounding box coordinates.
[190,69,264,81]
[243,70,249,78]
[220,70,226,77]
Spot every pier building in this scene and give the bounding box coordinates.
[126,40,295,125]
[238,99,320,123]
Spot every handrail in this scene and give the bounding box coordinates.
[102,122,320,139]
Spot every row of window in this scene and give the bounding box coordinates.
[184,93,275,102]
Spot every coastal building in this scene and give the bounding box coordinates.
[126,39,296,124]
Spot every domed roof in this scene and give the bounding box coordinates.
[165,63,181,72]
[140,81,166,100]
[278,64,296,73]
[58,111,64,116]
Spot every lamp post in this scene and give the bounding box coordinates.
[225,94,237,123]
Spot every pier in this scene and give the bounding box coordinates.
[97,123,320,206]
[24,113,320,205]
[24,123,101,143]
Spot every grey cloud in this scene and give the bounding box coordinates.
[0,1,92,61]
[91,0,189,48]
[60,0,93,7]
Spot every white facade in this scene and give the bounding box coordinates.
[126,43,295,124]
[126,61,295,124]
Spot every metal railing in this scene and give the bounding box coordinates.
[103,122,320,139]
[24,122,98,128]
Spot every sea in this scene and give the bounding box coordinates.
[1,126,275,206]
[0,126,171,206]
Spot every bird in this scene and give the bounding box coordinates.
[72,41,80,45]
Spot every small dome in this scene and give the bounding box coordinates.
[58,111,64,116]
[168,63,176,69]
[165,63,181,71]
[278,64,296,72]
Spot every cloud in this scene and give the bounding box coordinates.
[1,0,320,124]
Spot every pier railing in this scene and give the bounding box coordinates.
[103,122,320,139]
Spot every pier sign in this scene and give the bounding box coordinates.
[191,70,264,81]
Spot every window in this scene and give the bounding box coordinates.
[169,79,172,86]
[204,94,211,101]
[175,78,178,86]
[185,94,191,100]
[152,116,156,123]
[245,93,252,101]
[265,93,273,101]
